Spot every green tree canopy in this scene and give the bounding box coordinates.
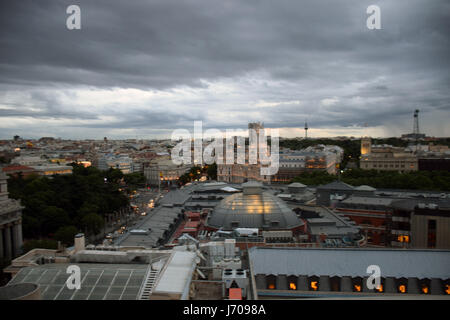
[55,226,79,246]
[7,163,129,240]
[82,213,104,235]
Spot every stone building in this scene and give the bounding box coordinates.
[360,138,418,172]
[0,171,24,260]
[217,122,272,184]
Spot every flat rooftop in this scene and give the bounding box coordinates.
[8,263,148,300]
[249,247,450,279]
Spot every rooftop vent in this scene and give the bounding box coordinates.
[242,181,263,195]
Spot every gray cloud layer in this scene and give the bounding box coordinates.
[0,0,449,139]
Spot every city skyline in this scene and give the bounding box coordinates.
[0,0,449,139]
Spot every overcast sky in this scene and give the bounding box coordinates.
[0,0,449,139]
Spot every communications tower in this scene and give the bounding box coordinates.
[413,109,420,137]
[304,120,308,139]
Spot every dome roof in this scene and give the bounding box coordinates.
[355,185,376,191]
[206,191,303,230]
[288,182,306,188]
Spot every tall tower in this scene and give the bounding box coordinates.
[413,109,420,137]
[248,122,264,163]
[304,120,308,139]
[361,137,371,156]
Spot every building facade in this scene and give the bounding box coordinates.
[0,171,24,260]
[391,199,450,249]
[217,122,272,184]
[31,165,73,176]
[360,138,418,172]
[250,247,450,298]
[97,154,133,174]
[144,158,190,186]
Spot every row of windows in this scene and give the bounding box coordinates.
[263,275,450,295]
[363,163,412,169]
[280,164,304,168]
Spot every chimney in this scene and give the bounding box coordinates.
[74,233,85,253]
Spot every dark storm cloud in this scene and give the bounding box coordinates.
[0,0,449,138]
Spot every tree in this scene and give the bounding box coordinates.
[179,173,191,185]
[124,172,146,188]
[206,163,217,180]
[291,171,336,186]
[23,239,58,253]
[55,226,79,246]
[82,213,104,235]
[7,164,130,240]
[105,168,124,183]
[41,206,71,236]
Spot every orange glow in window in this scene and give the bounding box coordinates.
[421,286,429,294]
[268,284,275,290]
[289,282,297,290]
[445,285,450,295]
[310,281,318,291]
[376,284,383,293]
[398,285,406,293]
[354,285,361,292]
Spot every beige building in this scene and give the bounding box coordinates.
[360,138,418,172]
[144,157,190,186]
[31,164,73,176]
[217,163,271,184]
[411,214,450,249]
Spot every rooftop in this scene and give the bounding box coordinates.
[339,196,395,207]
[249,247,450,279]
[288,182,307,188]
[8,263,149,300]
[206,190,304,230]
[117,207,183,248]
[355,185,377,191]
[317,181,355,191]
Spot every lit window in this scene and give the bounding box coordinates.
[354,285,361,292]
[445,284,450,295]
[310,281,318,291]
[268,283,275,290]
[289,282,297,290]
[398,285,406,293]
[376,284,384,293]
[421,286,429,294]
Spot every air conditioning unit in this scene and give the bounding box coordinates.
[44,256,55,264]
[222,269,249,298]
